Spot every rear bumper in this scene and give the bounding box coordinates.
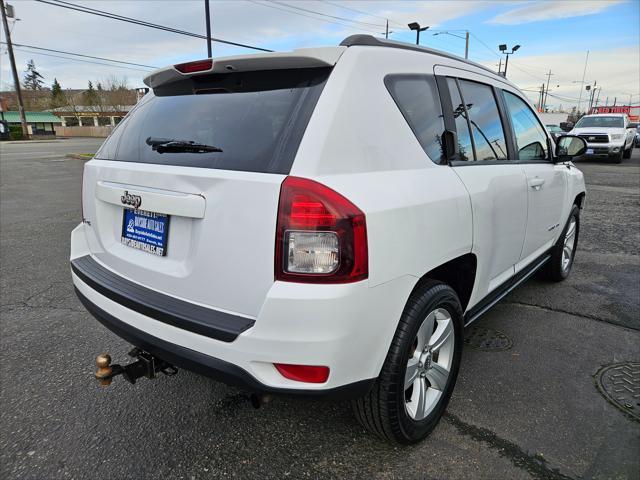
[71,223,415,397]
[75,286,373,398]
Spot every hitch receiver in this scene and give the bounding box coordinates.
[95,348,178,386]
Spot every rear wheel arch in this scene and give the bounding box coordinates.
[411,253,477,312]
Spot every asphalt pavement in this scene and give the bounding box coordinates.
[1,138,638,479]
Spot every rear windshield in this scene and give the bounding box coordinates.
[95,68,330,174]
[574,116,624,128]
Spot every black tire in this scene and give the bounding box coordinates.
[352,280,463,444]
[623,144,632,159]
[611,150,623,163]
[542,204,580,282]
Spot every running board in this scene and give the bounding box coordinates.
[464,253,551,326]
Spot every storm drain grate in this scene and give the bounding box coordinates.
[594,362,640,421]
[464,326,512,351]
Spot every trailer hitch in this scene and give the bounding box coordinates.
[95,348,178,386]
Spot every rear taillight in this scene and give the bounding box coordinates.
[174,59,213,73]
[275,176,368,284]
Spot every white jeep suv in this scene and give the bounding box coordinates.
[570,113,635,163]
[70,35,587,444]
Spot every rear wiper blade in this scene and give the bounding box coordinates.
[145,137,223,154]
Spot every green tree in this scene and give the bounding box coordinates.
[23,59,44,90]
[50,78,65,109]
[84,80,99,106]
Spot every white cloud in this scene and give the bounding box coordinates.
[481,46,640,110]
[0,1,496,89]
[489,0,625,25]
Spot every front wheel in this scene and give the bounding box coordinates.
[623,144,632,159]
[543,204,580,282]
[611,149,623,163]
[352,280,463,444]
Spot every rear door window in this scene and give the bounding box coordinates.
[446,78,474,161]
[503,91,549,161]
[95,68,330,174]
[456,79,508,161]
[385,75,446,164]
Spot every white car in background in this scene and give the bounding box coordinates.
[570,113,636,162]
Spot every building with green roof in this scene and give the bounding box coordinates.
[0,111,62,136]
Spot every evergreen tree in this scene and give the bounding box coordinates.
[23,59,44,90]
[50,78,65,109]
[84,80,99,106]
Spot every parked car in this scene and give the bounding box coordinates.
[545,124,564,141]
[71,35,587,444]
[635,125,640,147]
[569,113,635,162]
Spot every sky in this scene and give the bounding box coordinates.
[1,0,639,112]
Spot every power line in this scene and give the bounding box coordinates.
[272,0,386,28]
[8,46,154,72]
[3,42,157,69]
[247,0,381,33]
[322,0,404,27]
[35,0,272,52]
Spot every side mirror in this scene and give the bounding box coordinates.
[555,135,587,161]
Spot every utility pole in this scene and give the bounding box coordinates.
[540,83,545,112]
[0,0,29,139]
[543,69,554,111]
[385,19,388,39]
[576,50,589,113]
[497,58,502,75]
[587,80,597,112]
[595,87,601,107]
[464,31,469,59]
[204,0,212,57]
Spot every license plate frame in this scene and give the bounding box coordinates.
[121,209,170,257]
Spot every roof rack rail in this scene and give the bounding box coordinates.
[339,34,501,79]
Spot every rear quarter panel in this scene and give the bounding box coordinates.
[291,47,473,288]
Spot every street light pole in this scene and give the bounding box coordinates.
[499,44,520,78]
[0,0,29,139]
[204,0,212,58]
[433,30,469,59]
[408,22,429,45]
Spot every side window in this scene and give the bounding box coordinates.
[446,78,473,161]
[457,79,508,161]
[385,75,445,164]
[503,91,549,161]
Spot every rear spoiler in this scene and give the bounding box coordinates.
[143,47,346,89]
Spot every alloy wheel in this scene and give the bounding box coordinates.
[562,217,577,273]
[404,308,455,420]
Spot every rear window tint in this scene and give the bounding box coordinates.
[95,68,330,174]
[385,74,445,164]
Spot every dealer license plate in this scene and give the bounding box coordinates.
[121,209,170,256]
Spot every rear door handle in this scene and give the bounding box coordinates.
[529,178,545,190]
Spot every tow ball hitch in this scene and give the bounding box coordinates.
[95,348,178,386]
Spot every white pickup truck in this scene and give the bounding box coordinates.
[570,113,636,163]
